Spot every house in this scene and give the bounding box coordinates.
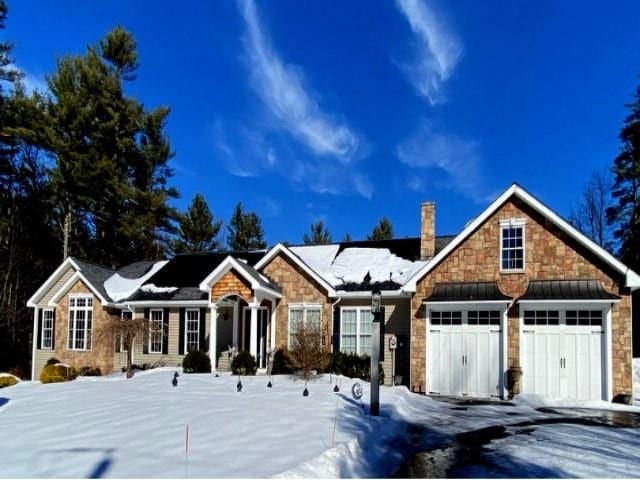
[27,184,638,402]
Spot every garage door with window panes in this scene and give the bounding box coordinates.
[521,308,605,401]
[428,308,503,398]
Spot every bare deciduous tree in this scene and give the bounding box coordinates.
[569,170,614,251]
[96,314,149,379]
[288,322,329,381]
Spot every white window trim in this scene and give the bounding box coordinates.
[499,218,526,273]
[41,308,54,350]
[149,308,164,354]
[339,306,373,356]
[68,294,93,351]
[185,308,200,353]
[287,304,322,348]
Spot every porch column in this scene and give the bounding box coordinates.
[31,306,39,380]
[270,305,277,351]
[232,301,238,350]
[249,302,259,359]
[209,304,218,372]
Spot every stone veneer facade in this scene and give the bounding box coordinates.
[410,197,633,397]
[262,253,333,352]
[47,279,118,375]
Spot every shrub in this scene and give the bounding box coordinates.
[78,366,102,377]
[182,350,212,373]
[231,351,257,375]
[270,348,293,374]
[46,357,61,366]
[288,322,329,381]
[8,366,26,380]
[40,364,78,384]
[329,352,384,385]
[0,375,18,388]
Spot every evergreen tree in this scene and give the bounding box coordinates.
[367,217,394,241]
[172,193,222,253]
[342,233,353,242]
[227,202,266,251]
[303,220,332,245]
[45,26,177,265]
[607,79,640,271]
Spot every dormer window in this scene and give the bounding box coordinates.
[500,219,525,271]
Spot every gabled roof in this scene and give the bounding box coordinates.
[26,257,115,307]
[404,184,640,291]
[254,243,338,296]
[199,255,282,300]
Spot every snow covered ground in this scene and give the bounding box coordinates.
[0,368,639,478]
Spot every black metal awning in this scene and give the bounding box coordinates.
[518,279,619,301]
[424,281,512,302]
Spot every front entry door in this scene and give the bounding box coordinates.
[243,307,269,369]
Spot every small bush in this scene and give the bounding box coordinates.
[329,352,385,384]
[40,364,78,384]
[0,375,18,388]
[8,366,26,380]
[46,357,60,366]
[78,366,102,377]
[231,351,257,375]
[182,350,211,373]
[270,348,293,374]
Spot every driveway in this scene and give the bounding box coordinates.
[394,397,640,478]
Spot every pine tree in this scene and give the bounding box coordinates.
[607,80,640,272]
[303,221,332,245]
[227,202,266,251]
[342,233,353,242]
[368,217,394,241]
[172,193,222,253]
[45,26,177,265]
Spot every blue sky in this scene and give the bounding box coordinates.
[7,1,640,245]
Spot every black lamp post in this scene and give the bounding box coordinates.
[370,288,381,416]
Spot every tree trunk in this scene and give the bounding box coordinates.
[63,204,71,260]
[126,340,133,379]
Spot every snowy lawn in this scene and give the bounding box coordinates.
[0,368,639,478]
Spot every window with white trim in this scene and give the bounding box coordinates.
[500,221,525,271]
[565,310,602,326]
[430,311,462,326]
[68,296,93,350]
[149,309,163,354]
[185,309,200,352]
[523,310,560,326]
[288,306,321,347]
[42,309,54,349]
[340,307,373,356]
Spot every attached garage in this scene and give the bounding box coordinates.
[519,280,618,402]
[425,282,511,398]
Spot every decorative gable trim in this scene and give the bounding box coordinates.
[26,257,81,307]
[255,243,337,297]
[199,255,282,300]
[404,184,640,291]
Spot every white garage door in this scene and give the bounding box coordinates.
[521,309,605,401]
[429,310,503,397]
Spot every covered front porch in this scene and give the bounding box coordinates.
[199,256,282,371]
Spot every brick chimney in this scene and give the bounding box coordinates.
[420,202,435,260]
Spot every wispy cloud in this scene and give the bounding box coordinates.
[238,0,360,161]
[3,63,47,95]
[395,0,462,105]
[397,123,488,202]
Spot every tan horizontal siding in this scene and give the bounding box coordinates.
[37,266,75,308]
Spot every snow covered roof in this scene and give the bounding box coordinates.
[289,241,430,292]
[104,261,169,302]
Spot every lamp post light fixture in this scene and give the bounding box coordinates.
[370,288,381,416]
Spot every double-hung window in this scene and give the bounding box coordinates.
[288,306,322,347]
[340,308,373,356]
[42,309,54,349]
[149,309,163,354]
[68,295,93,350]
[185,309,200,352]
[500,220,525,271]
